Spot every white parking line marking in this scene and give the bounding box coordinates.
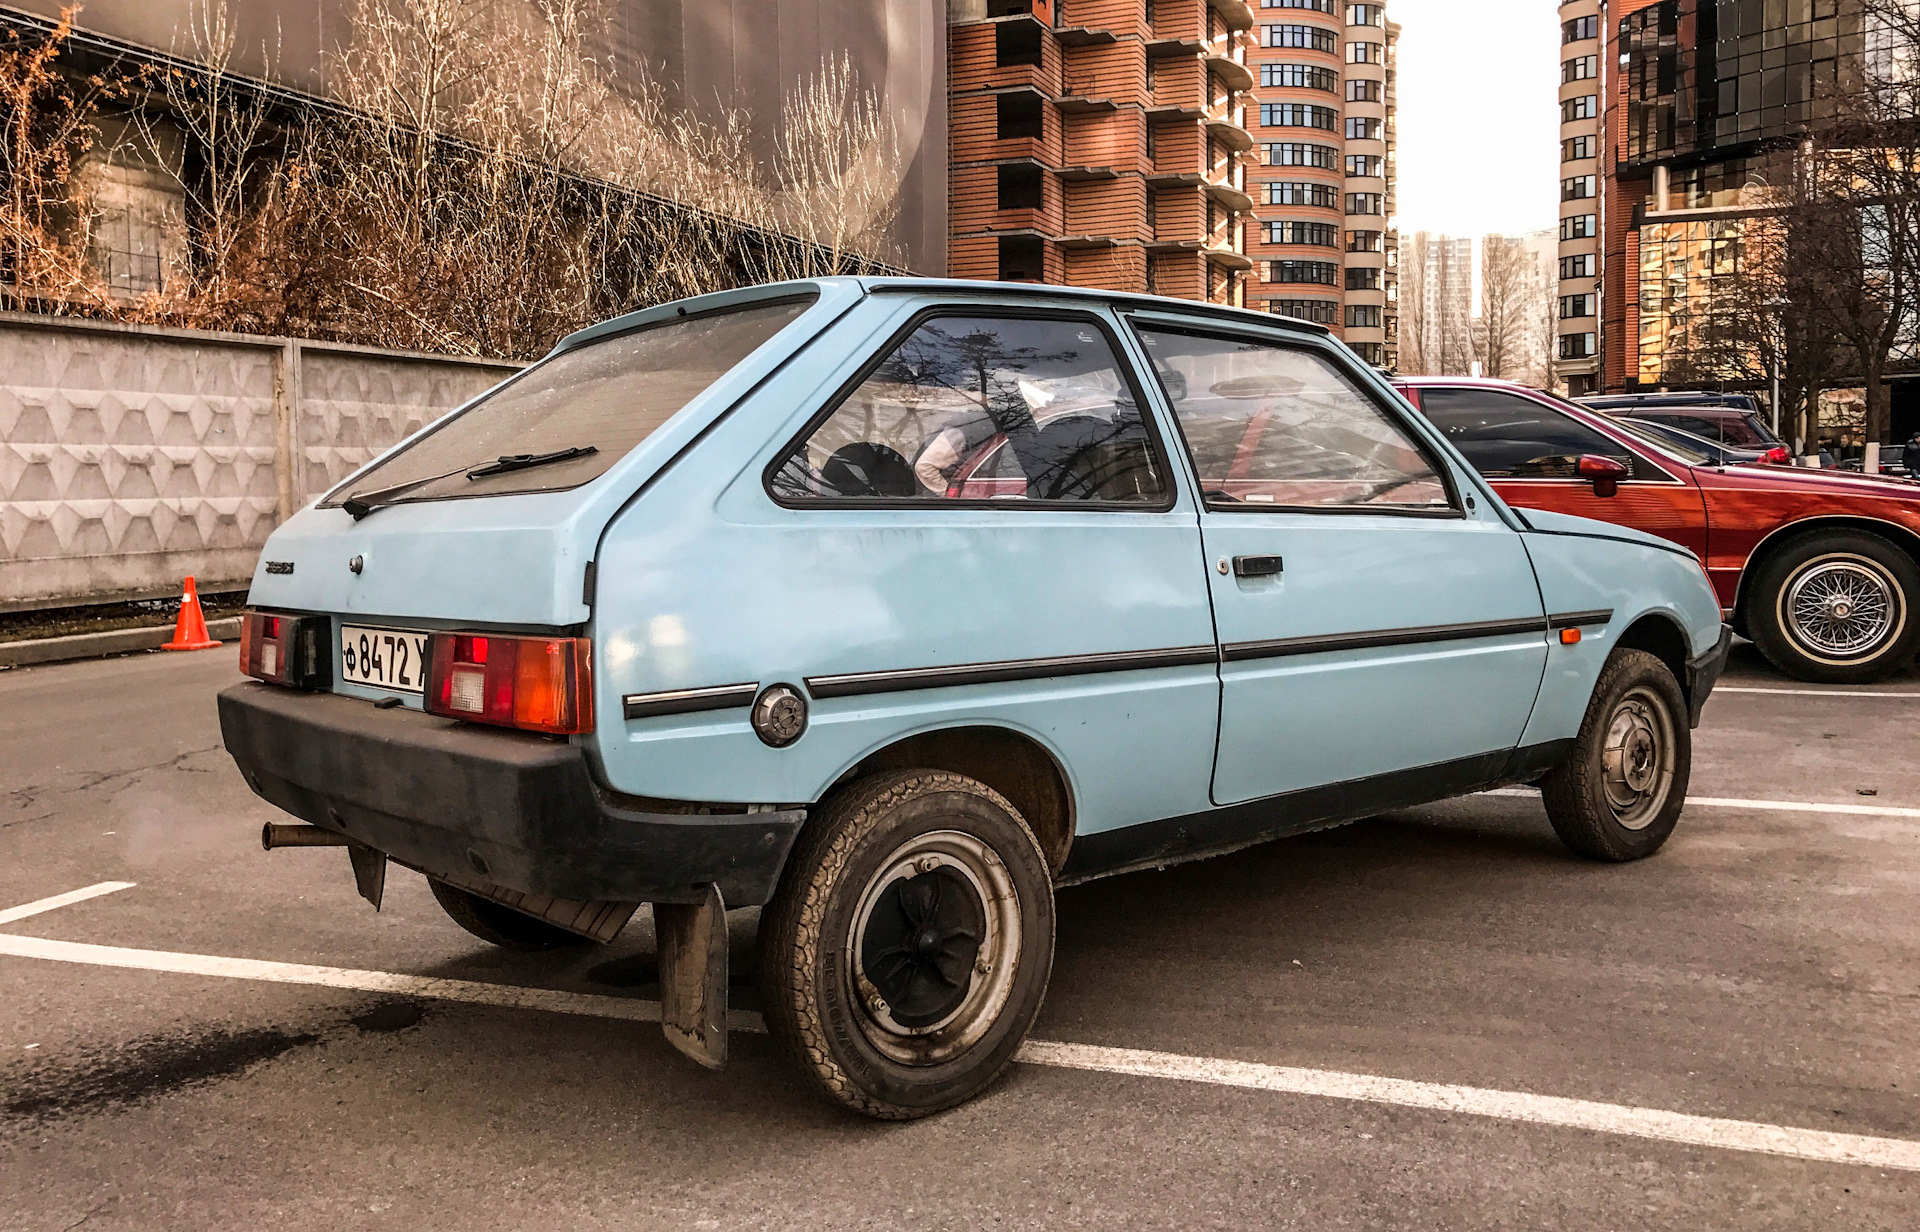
[1480,787,1920,819]
[1,926,1917,1171]
[0,881,136,926]
[1014,1041,1920,1172]
[1716,686,1920,698]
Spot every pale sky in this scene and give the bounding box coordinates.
[1391,0,1563,238]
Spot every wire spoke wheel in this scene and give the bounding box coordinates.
[1783,556,1897,658]
[1598,685,1677,831]
[847,829,1022,1066]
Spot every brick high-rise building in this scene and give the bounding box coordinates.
[1243,1,1400,366]
[1553,0,1603,393]
[947,0,1258,305]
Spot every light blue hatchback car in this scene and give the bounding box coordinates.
[220,278,1730,1118]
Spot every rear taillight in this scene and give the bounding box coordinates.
[239,611,331,688]
[424,633,593,734]
[1762,445,1791,465]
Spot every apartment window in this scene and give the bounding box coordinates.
[1559,294,1596,319]
[1559,332,1597,359]
[1351,341,1385,365]
[1270,259,1338,284]
[1264,142,1339,169]
[1562,15,1598,43]
[1345,191,1382,214]
[1263,24,1337,52]
[1561,94,1597,122]
[995,21,1042,68]
[1262,63,1338,91]
[1348,41,1383,64]
[1345,153,1383,177]
[1561,134,1594,162]
[1345,230,1383,253]
[1560,213,1597,239]
[1263,0,1335,10]
[1345,78,1381,102]
[997,163,1043,210]
[1269,298,1339,323]
[1265,220,1337,246]
[1346,304,1381,328]
[997,235,1044,281]
[1345,116,1382,141]
[1347,4,1383,26]
[1263,180,1338,207]
[1346,265,1380,289]
[1562,54,1598,83]
[1262,103,1339,130]
[1559,253,1595,279]
[996,92,1043,140]
[1561,174,1596,201]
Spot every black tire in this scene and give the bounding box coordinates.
[1747,530,1920,683]
[757,769,1055,1120]
[1542,648,1691,862]
[428,878,587,951]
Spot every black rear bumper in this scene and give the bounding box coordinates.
[218,683,804,906]
[1686,625,1734,727]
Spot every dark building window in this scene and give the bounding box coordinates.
[1263,24,1338,52]
[1264,142,1339,168]
[1562,94,1597,122]
[1559,294,1596,318]
[1562,134,1594,161]
[1346,191,1382,214]
[1263,180,1338,207]
[1271,259,1339,284]
[1346,77,1381,102]
[1262,103,1339,129]
[1348,41,1383,64]
[1351,341,1385,365]
[1563,54,1598,82]
[995,21,1042,68]
[997,163,1044,210]
[1347,304,1381,328]
[1264,0,1335,10]
[1265,220,1338,246]
[1562,15,1597,43]
[1345,153,1383,177]
[1348,4,1384,27]
[1346,229,1383,252]
[1269,298,1339,322]
[1559,332,1597,359]
[1559,253,1595,279]
[997,235,1044,281]
[1561,213,1597,239]
[1345,116,1382,140]
[1561,174,1596,200]
[996,92,1043,140]
[1263,63,1339,90]
[1346,265,1381,289]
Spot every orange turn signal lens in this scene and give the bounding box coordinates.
[1559,627,1582,645]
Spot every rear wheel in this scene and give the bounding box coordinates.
[428,878,587,951]
[758,769,1055,1120]
[1747,531,1919,683]
[1542,648,1690,862]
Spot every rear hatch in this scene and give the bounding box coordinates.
[240,282,854,693]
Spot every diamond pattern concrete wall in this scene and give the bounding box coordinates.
[0,316,517,608]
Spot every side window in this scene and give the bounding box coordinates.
[769,315,1167,504]
[1133,328,1452,510]
[1417,388,1642,479]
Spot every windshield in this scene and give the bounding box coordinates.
[325,297,813,508]
[1608,416,1712,465]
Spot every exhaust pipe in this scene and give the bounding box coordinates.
[261,823,353,851]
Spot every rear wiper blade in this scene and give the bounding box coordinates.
[341,446,597,520]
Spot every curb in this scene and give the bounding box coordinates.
[0,617,243,669]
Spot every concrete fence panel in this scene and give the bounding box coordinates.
[0,313,519,610]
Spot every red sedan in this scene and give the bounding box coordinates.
[1393,377,1920,683]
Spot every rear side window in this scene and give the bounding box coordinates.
[1417,387,1647,479]
[768,315,1168,504]
[328,298,812,507]
[1134,328,1452,511]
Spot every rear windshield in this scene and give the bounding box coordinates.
[325,297,813,507]
[1610,416,1713,465]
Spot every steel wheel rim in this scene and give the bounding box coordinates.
[846,829,1021,1066]
[1781,555,1900,660]
[1600,685,1675,830]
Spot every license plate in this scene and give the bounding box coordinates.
[339,625,432,694]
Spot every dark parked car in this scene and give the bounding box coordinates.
[1584,398,1786,455]
[1619,418,1787,467]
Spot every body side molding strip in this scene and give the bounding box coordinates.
[1548,609,1615,630]
[1221,616,1550,663]
[623,683,760,721]
[805,645,1219,700]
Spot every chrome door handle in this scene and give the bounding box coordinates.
[1232,555,1284,578]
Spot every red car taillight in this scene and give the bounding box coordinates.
[238,611,331,688]
[1761,446,1791,465]
[424,633,593,735]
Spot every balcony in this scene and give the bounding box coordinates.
[1204,55,1255,93]
[1205,0,1256,32]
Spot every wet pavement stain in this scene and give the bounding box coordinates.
[349,1000,426,1033]
[2,1027,320,1123]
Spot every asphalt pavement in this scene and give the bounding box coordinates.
[0,644,1915,1230]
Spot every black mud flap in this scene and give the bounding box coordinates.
[654,884,728,1068]
[348,843,387,910]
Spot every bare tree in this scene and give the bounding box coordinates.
[1476,235,1535,379]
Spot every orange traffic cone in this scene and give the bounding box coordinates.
[162,576,222,651]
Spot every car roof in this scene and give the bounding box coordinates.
[1579,392,1757,409]
[856,277,1333,336]
[1389,374,1539,390]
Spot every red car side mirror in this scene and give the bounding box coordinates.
[1576,454,1630,498]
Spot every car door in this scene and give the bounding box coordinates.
[1129,323,1549,806]
[1411,386,1710,560]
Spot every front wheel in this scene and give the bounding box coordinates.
[1542,648,1691,862]
[757,769,1055,1120]
[1747,531,1919,683]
